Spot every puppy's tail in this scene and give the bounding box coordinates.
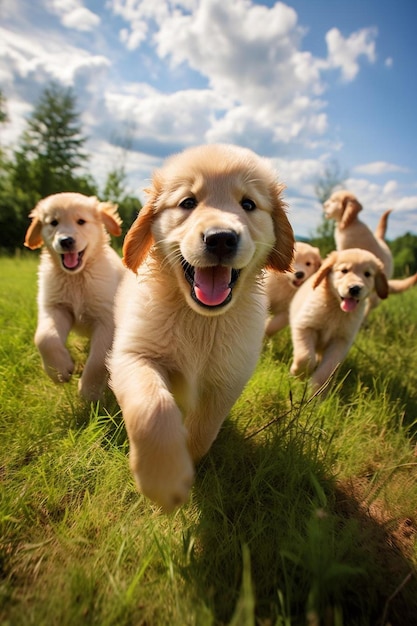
[388,273,417,295]
[374,209,392,240]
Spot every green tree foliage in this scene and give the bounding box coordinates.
[102,164,141,240]
[0,89,8,124]
[389,232,417,276]
[0,84,98,251]
[11,82,97,200]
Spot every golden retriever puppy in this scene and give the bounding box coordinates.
[323,190,417,307]
[24,192,125,401]
[108,144,294,511]
[264,241,322,336]
[289,248,388,393]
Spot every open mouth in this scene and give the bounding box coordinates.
[60,250,85,271]
[340,296,359,312]
[182,259,240,308]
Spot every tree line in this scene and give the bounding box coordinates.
[0,83,416,276]
[0,83,141,252]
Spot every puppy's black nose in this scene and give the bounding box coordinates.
[59,236,76,250]
[203,228,239,259]
[349,285,361,297]
[295,271,305,280]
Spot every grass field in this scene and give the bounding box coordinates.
[1,254,417,626]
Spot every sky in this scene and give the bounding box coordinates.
[1,0,417,239]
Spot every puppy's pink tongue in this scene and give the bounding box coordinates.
[194,266,232,306]
[63,252,79,269]
[341,297,358,312]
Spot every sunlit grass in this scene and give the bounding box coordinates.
[1,256,417,625]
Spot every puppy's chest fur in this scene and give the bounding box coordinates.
[39,252,114,327]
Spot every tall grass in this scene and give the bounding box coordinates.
[1,256,416,625]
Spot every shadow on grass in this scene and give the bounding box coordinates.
[187,417,417,626]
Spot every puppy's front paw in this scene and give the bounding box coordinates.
[130,440,195,513]
[44,354,74,383]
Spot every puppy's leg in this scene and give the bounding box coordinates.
[79,322,113,401]
[186,384,245,463]
[35,308,74,383]
[110,359,194,512]
[311,339,348,392]
[265,311,289,336]
[290,327,317,378]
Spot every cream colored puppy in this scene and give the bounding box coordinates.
[265,241,322,336]
[323,190,417,306]
[24,192,125,401]
[108,144,294,511]
[289,248,388,393]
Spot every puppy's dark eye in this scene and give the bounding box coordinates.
[77,218,86,225]
[341,268,348,274]
[306,261,311,266]
[179,197,197,210]
[364,270,371,277]
[50,219,58,227]
[241,198,256,211]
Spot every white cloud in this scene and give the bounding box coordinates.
[110,0,170,49]
[104,86,230,152]
[0,27,110,88]
[354,161,409,175]
[105,0,380,156]
[325,27,377,81]
[396,196,417,211]
[45,0,101,31]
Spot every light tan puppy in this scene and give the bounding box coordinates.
[108,144,294,511]
[24,192,125,401]
[265,241,322,336]
[289,248,388,393]
[323,190,417,307]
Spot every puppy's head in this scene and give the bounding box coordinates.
[288,241,322,287]
[24,193,122,273]
[312,248,388,312]
[323,190,362,230]
[123,144,294,315]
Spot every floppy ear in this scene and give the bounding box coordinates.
[98,201,123,236]
[375,267,389,300]
[24,207,43,249]
[340,195,362,230]
[122,200,155,272]
[312,251,337,288]
[265,184,295,272]
[313,247,322,271]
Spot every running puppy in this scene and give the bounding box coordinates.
[265,241,322,336]
[24,192,125,401]
[289,248,388,393]
[108,144,294,511]
[323,189,417,307]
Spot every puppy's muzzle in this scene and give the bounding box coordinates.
[57,236,85,272]
[340,284,362,312]
[59,236,76,251]
[182,228,241,309]
[348,285,361,298]
[203,228,239,262]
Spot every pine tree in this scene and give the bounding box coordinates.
[12,82,96,198]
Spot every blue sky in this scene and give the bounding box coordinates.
[1,0,416,238]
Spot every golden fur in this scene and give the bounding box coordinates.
[289,248,388,393]
[24,192,125,401]
[324,190,417,306]
[108,144,294,511]
[264,241,322,336]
